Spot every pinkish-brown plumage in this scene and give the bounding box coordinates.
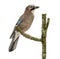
[9,5,39,52]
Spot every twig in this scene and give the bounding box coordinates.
[46,18,50,29]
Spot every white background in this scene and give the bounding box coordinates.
[0,0,60,59]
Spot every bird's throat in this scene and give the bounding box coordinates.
[31,10,34,14]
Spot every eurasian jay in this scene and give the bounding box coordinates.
[9,5,39,52]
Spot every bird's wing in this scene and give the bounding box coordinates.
[10,15,24,39]
[16,17,23,26]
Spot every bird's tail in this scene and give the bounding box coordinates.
[9,30,20,52]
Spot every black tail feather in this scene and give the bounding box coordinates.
[10,29,15,39]
[9,37,19,52]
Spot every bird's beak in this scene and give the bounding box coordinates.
[31,6,39,11]
[35,6,39,9]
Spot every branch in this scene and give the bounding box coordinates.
[16,26,42,42]
[41,14,50,59]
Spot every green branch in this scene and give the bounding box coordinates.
[41,14,50,59]
[16,26,42,42]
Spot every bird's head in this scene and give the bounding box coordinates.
[25,5,39,14]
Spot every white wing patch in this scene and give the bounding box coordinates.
[14,31,20,41]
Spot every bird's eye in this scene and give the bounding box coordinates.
[30,6,33,8]
[31,6,32,7]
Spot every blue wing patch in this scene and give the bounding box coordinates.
[16,18,23,26]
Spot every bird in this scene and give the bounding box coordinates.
[9,5,39,52]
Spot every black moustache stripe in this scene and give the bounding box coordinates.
[30,8,35,11]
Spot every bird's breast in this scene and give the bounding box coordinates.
[19,13,34,31]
